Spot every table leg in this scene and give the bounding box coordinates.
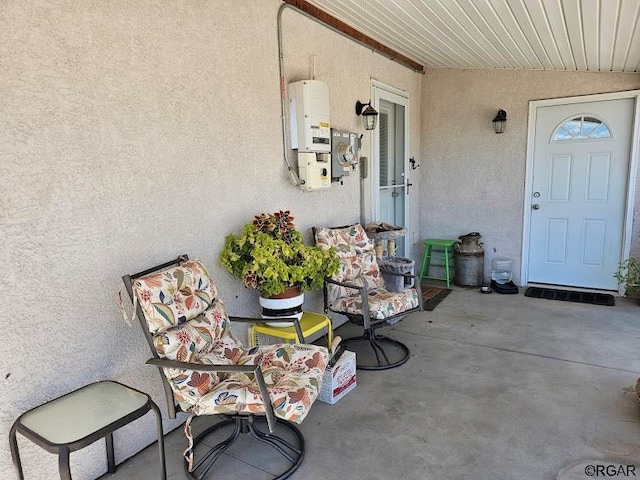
[9,423,25,480]
[59,446,72,480]
[151,402,167,480]
[293,321,305,344]
[249,325,256,347]
[106,432,116,473]
[326,319,333,350]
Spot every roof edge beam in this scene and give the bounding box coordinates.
[282,0,426,73]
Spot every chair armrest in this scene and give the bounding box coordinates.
[146,358,258,373]
[325,278,365,292]
[380,270,423,301]
[145,358,277,432]
[376,272,423,310]
[325,278,375,328]
[229,316,305,343]
[380,270,419,280]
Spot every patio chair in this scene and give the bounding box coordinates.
[121,255,328,480]
[314,224,423,370]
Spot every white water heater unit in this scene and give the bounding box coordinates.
[288,80,331,190]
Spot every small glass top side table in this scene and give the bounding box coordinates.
[249,311,333,349]
[9,380,166,480]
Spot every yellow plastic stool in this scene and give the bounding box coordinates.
[419,239,456,288]
[249,311,333,349]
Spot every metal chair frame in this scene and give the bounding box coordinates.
[122,255,309,480]
[314,226,423,370]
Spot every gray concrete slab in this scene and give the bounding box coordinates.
[100,288,640,480]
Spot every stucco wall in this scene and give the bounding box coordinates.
[420,68,640,284]
[0,1,422,478]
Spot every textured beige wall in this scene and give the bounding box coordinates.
[0,1,422,478]
[420,68,640,283]
[4,1,637,477]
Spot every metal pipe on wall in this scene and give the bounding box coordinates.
[277,2,425,188]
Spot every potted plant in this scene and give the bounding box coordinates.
[614,257,640,301]
[220,210,339,323]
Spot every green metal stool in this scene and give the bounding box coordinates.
[419,239,456,288]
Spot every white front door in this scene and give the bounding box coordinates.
[372,83,410,256]
[528,98,635,289]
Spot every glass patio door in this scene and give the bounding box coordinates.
[372,83,410,256]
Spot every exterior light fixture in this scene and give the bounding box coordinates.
[492,109,507,134]
[355,100,379,131]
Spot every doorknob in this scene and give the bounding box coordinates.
[532,204,540,210]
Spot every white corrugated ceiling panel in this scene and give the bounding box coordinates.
[305,0,640,72]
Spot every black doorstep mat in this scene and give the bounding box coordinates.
[524,287,615,306]
[421,285,452,311]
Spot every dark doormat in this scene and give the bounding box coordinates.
[421,285,452,311]
[524,287,615,306]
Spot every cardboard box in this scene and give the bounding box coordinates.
[318,350,356,404]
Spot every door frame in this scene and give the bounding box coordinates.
[521,90,640,291]
[370,79,411,246]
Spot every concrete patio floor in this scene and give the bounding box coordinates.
[101,287,640,480]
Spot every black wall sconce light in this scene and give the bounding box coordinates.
[492,109,507,134]
[355,100,379,131]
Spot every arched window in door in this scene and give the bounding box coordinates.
[551,115,612,142]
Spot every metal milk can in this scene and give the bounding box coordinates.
[454,232,484,287]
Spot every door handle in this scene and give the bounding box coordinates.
[532,204,540,210]
[407,181,412,195]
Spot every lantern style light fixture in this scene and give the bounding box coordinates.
[492,109,507,134]
[355,100,379,131]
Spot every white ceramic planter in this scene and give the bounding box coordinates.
[259,292,304,327]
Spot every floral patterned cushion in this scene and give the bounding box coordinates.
[154,300,239,362]
[192,344,327,424]
[315,225,383,299]
[315,224,373,257]
[315,225,421,322]
[132,259,328,425]
[154,299,245,408]
[133,259,217,334]
[329,287,420,320]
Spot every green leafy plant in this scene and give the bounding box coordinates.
[220,210,339,297]
[614,257,640,298]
